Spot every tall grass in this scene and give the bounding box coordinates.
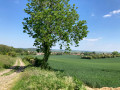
[0,55,16,70]
[12,67,85,90]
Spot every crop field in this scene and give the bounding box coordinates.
[36,55,120,88]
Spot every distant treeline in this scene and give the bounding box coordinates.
[81,51,120,59]
[0,44,36,57]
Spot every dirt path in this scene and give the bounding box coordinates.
[86,86,120,90]
[0,58,25,90]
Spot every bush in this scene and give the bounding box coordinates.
[23,56,51,69]
[23,56,35,65]
[3,64,11,69]
[115,54,120,57]
[81,56,92,59]
[8,51,16,57]
[81,54,116,59]
[23,56,34,62]
[112,51,119,56]
[56,52,63,55]
[34,58,51,69]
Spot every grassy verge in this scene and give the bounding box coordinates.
[12,67,85,90]
[0,55,16,70]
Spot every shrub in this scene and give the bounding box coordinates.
[112,51,119,56]
[115,54,120,57]
[34,58,51,69]
[56,52,63,55]
[8,51,16,57]
[3,64,11,69]
[23,56,35,65]
[81,56,92,59]
[81,54,116,59]
[23,56,51,69]
[23,56,34,62]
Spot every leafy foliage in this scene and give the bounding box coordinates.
[23,0,88,63]
[8,51,16,57]
[81,52,120,59]
[81,56,93,59]
[0,44,36,56]
[0,44,14,55]
[112,51,119,56]
[23,56,35,65]
[23,56,51,69]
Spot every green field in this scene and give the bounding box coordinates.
[36,55,120,88]
[0,55,16,71]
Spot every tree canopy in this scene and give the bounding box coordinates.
[23,0,88,63]
[112,51,119,56]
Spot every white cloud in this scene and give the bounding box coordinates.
[111,9,120,14]
[103,9,120,18]
[103,14,112,18]
[83,37,102,42]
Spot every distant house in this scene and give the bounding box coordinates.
[37,53,44,55]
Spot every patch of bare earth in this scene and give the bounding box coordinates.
[0,58,25,90]
[86,86,120,90]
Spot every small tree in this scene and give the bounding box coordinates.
[112,51,119,56]
[23,0,88,64]
[8,51,16,57]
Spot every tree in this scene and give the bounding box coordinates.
[112,51,119,56]
[8,51,16,57]
[23,0,88,63]
[0,44,14,55]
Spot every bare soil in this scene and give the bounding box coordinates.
[86,86,120,90]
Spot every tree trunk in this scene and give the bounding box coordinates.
[43,43,51,62]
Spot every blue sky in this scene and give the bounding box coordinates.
[0,0,120,52]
